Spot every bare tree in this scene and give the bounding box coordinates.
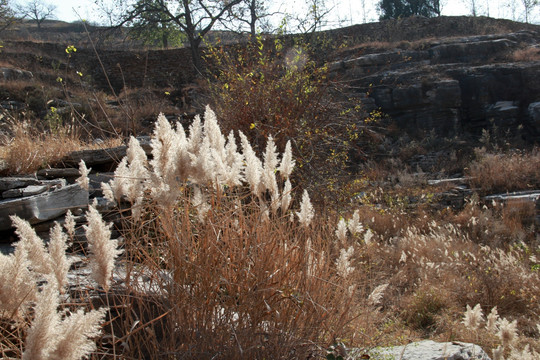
[222,0,280,38]
[295,0,334,33]
[0,0,16,32]
[521,0,538,22]
[111,0,242,72]
[17,0,56,30]
[461,0,479,16]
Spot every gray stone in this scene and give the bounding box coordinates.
[0,67,33,81]
[485,190,540,206]
[0,183,89,230]
[0,177,40,191]
[22,185,49,197]
[429,38,516,63]
[2,188,23,198]
[355,340,491,360]
[485,101,520,126]
[40,178,67,189]
[88,172,115,197]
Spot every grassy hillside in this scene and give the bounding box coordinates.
[0,15,539,359]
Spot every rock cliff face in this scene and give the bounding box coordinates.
[328,30,540,141]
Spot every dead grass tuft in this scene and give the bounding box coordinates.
[511,46,540,62]
[467,148,540,194]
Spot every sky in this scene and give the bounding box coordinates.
[14,0,540,28]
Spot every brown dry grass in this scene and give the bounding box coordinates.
[107,192,367,359]
[0,117,122,174]
[511,46,540,62]
[467,148,540,194]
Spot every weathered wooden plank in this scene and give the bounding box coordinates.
[0,184,89,230]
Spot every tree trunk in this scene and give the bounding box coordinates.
[188,36,203,74]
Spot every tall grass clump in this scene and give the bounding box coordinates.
[0,214,110,359]
[95,106,370,358]
[467,147,540,194]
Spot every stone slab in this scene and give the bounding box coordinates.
[355,340,491,360]
[0,184,89,230]
[0,177,40,191]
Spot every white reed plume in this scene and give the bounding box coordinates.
[335,218,348,245]
[173,120,191,182]
[150,113,177,180]
[486,306,499,333]
[84,202,123,292]
[281,179,292,213]
[47,307,107,360]
[187,114,203,153]
[222,131,244,187]
[104,158,129,203]
[348,210,364,235]
[189,135,214,184]
[22,282,107,360]
[277,140,295,180]
[497,318,518,348]
[203,105,226,157]
[22,282,60,360]
[48,223,73,293]
[192,185,211,222]
[76,160,90,191]
[509,344,540,360]
[368,283,389,306]
[336,246,355,279]
[364,229,374,245]
[125,136,149,203]
[0,244,36,317]
[239,131,263,196]
[64,209,76,240]
[296,190,314,228]
[462,303,484,331]
[262,135,280,201]
[11,215,52,275]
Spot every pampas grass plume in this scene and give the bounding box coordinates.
[486,306,499,333]
[462,303,484,331]
[497,318,518,348]
[76,160,90,191]
[0,244,36,317]
[22,282,107,360]
[48,223,73,293]
[84,202,123,292]
[278,140,295,180]
[22,282,60,360]
[11,215,52,276]
[48,307,107,360]
[296,190,314,227]
[335,218,348,245]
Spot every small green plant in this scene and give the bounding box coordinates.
[44,106,62,133]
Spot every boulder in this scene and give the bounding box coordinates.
[356,340,491,360]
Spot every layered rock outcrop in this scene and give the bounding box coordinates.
[329,31,540,140]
